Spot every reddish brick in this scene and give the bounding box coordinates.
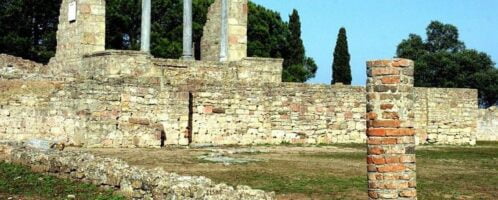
[367,112,378,120]
[385,128,415,136]
[371,67,400,76]
[368,147,384,155]
[368,138,382,145]
[380,104,394,110]
[368,129,386,136]
[385,156,401,164]
[392,59,413,68]
[370,120,401,128]
[381,76,401,84]
[367,156,386,164]
[377,164,406,173]
[203,105,213,113]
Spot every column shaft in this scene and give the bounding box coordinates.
[182,0,193,59]
[140,0,151,52]
[219,0,228,61]
[366,59,417,199]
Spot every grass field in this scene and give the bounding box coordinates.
[1,142,496,199]
[0,162,125,200]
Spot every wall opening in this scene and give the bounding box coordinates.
[160,130,166,147]
[188,92,194,144]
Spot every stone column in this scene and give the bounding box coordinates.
[219,0,228,61]
[140,0,151,52]
[182,0,194,60]
[366,59,417,199]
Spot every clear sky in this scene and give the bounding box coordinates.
[251,0,498,86]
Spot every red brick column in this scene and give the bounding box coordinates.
[366,59,416,199]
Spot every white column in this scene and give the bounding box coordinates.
[182,0,194,60]
[140,0,151,52]
[219,0,228,61]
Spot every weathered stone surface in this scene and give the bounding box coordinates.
[201,0,248,61]
[1,145,274,199]
[477,106,498,141]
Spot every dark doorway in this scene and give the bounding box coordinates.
[187,92,194,144]
[160,130,166,147]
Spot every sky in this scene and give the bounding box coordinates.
[251,0,498,86]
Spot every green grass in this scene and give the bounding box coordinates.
[0,162,125,200]
[194,141,498,199]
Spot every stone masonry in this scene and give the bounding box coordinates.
[1,144,274,199]
[201,0,248,61]
[0,0,482,148]
[49,0,106,75]
[366,59,417,199]
[477,106,498,141]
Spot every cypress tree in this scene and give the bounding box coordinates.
[331,27,352,85]
[283,9,307,82]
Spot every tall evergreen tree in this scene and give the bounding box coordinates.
[281,9,316,82]
[331,27,352,84]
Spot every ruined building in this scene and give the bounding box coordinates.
[0,0,494,148]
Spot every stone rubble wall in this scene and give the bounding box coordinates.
[1,145,274,199]
[413,88,478,145]
[153,57,283,85]
[477,106,498,141]
[191,83,366,145]
[0,54,49,80]
[0,78,190,147]
[0,77,478,147]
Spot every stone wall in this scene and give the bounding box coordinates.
[0,78,190,147]
[191,83,366,145]
[414,88,478,145]
[1,145,274,199]
[0,54,48,80]
[154,57,283,85]
[201,0,248,61]
[0,70,479,147]
[49,0,106,74]
[477,106,498,141]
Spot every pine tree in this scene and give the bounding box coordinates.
[331,27,352,84]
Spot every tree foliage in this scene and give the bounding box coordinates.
[248,6,316,82]
[397,21,498,107]
[331,27,352,85]
[0,0,61,64]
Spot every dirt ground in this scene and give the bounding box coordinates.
[68,142,498,200]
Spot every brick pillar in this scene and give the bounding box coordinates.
[366,59,417,199]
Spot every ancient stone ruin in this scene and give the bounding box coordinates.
[0,0,486,148]
[1,0,497,199]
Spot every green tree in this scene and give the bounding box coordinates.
[0,0,61,64]
[331,27,352,85]
[248,5,316,82]
[397,21,498,107]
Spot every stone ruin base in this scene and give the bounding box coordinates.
[0,144,274,200]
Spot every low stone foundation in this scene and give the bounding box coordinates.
[0,145,274,200]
